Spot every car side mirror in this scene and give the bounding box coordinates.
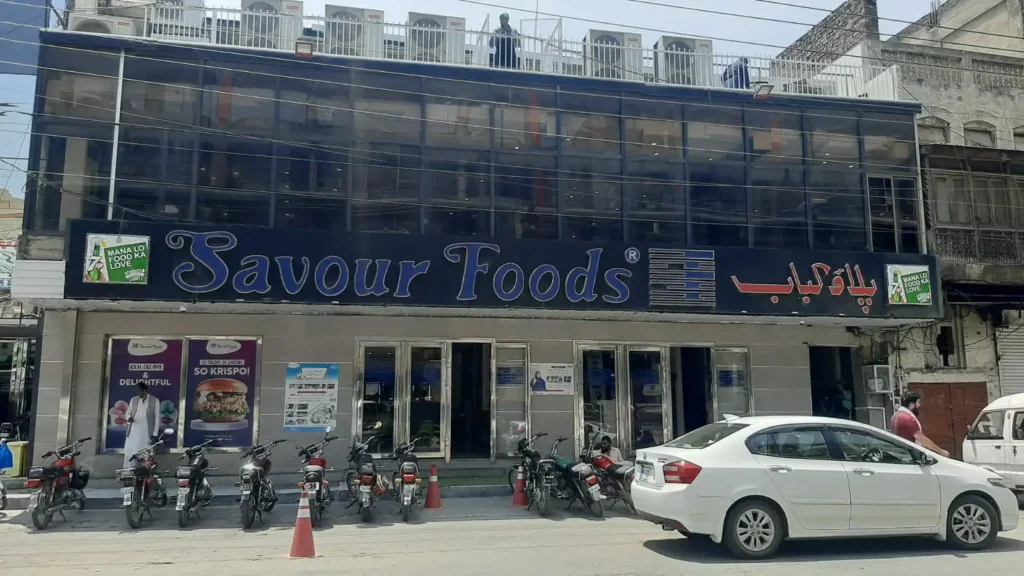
[914,451,937,466]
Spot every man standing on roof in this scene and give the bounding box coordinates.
[490,13,520,69]
[891,392,950,458]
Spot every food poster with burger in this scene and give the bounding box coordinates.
[104,338,183,452]
[183,339,258,448]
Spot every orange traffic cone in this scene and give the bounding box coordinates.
[512,466,528,507]
[288,490,317,559]
[424,464,442,510]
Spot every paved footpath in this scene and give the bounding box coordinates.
[2,498,1023,575]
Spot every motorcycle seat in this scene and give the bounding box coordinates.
[133,465,152,477]
[303,464,324,473]
[606,463,635,480]
[553,457,575,473]
[28,466,61,480]
[357,463,375,475]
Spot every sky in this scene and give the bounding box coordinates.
[0,0,939,200]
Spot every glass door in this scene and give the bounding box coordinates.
[405,342,449,459]
[625,346,672,454]
[355,343,399,455]
[712,348,752,420]
[577,346,619,455]
[494,344,529,459]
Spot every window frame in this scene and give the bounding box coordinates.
[824,424,922,466]
[744,425,836,461]
[1012,411,1024,441]
[968,410,1007,441]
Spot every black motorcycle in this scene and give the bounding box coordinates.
[296,426,339,527]
[237,439,285,529]
[175,439,216,527]
[390,437,425,522]
[548,436,605,517]
[514,432,557,517]
[345,423,385,523]
[117,428,175,529]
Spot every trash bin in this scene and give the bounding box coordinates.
[1,441,28,477]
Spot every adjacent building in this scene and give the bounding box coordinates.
[12,5,938,474]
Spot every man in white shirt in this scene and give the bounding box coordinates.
[593,435,626,464]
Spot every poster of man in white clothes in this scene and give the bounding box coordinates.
[123,382,160,468]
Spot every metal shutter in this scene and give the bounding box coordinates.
[997,327,1024,396]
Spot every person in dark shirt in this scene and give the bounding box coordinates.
[489,13,520,69]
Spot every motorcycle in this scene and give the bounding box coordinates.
[548,435,605,517]
[237,438,285,529]
[296,426,339,527]
[390,437,425,522]
[117,428,175,529]
[25,436,92,530]
[175,439,217,527]
[514,432,557,517]
[345,422,387,523]
[584,431,636,512]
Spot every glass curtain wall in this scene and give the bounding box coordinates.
[27,43,920,255]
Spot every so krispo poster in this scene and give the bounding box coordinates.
[183,339,258,448]
[104,338,183,452]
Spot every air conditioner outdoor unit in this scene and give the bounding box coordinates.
[68,14,139,36]
[148,0,207,40]
[863,364,894,394]
[654,35,713,87]
[584,29,643,81]
[324,6,383,57]
[406,12,466,65]
[240,0,304,50]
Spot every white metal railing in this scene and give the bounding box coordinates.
[62,6,900,101]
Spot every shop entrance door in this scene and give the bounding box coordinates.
[356,342,450,459]
[575,344,673,457]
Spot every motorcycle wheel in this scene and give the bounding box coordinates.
[30,487,53,530]
[177,507,190,528]
[345,471,357,497]
[587,494,605,518]
[126,492,145,529]
[76,492,86,511]
[240,500,257,529]
[264,501,276,512]
[310,504,320,528]
[155,491,168,508]
[360,504,373,523]
[402,501,412,522]
[535,486,550,517]
[1,491,7,511]
[507,467,517,490]
[622,487,636,513]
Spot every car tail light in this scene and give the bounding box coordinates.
[663,460,702,484]
[360,474,374,485]
[402,473,416,483]
[586,475,599,486]
[178,480,189,488]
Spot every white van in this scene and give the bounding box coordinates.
[963,392,1024,507]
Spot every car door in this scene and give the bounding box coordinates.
[1008,411,1024,491]
[963,410,1007,477]
[748,426,851,532]
[828,426,940,531]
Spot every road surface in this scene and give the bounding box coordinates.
[1,498,1022,575]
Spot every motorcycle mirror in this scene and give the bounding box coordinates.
[373,421,383,430]
[163,428,175,436]
[325,426,332,434]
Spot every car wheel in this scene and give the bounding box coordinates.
[723,500,784,560]
[947,495,999,550]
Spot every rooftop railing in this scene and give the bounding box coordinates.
[59,6,901,101]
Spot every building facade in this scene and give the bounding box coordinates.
[13,25,939,476]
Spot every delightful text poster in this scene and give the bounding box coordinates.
[104,338,183,452]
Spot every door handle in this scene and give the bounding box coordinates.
[767,465,791,474]
[994,445,1002,450]
[1014,446,1018,457]
[851,469,875,476]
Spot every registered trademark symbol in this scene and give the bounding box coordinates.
[624,247,641,264]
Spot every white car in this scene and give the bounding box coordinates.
[632,415,1020,560]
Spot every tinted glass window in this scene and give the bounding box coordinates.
[422,150,490,237]
[868,176,897,253]
[560,113,620,154]
[114,129,195,222]
[196,139,272,226]
[689,162,747,247]
[38,46,120,122]
[350,145,420,234]
[1013,412,1024,441]
[751,166,807,249]
[896,179,920,253]
[626,161,685,245]
[121,55,199,128]
[279,73,352,142]
[862,113,915,168]
[425,99,491,149]
[809,171,867,251]
[351,78,422,144]
[32,129,112,231]
[626,118,683,157]
[809,111,859,164]
[274,147,348,231]
[748,105,803,164]
[494,154,557,240]
[494,105,556,150]
[687,104,743,162]
[747,432,779,457]
[771,428,831,460]
[201,66,277,136]
[666,422,748,449]
[560,157,622,242]
[832,428,916,465]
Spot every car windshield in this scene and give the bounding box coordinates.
[665,422,748,449]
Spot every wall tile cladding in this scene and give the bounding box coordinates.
[777,0,880,63]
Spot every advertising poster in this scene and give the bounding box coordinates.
[886,264,932,305]
[183,338,258,448]
[284,363,339,432]
[104,338,184,452]
[84,233,150,284]
[528,363,574,395]
[0,239,16,291]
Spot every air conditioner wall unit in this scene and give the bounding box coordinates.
[148,0,207,38]
[584,29,643,81]
[69,14,140,36]
[654,35,713,87]
[324,5,384,57]
[406,12,466,65]
[240,0,304,50]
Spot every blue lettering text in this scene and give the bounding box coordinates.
[166,230,235,293]
[444,242,499,301]
[529,264,560,302]
[394,260,430,298]
[314,256,350,297]
[493,262,525,302]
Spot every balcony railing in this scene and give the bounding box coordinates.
[58,6,901,101]
[934,227,1024,265]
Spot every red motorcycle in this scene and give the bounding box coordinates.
[25,437,92,530]
[584,431,636,513]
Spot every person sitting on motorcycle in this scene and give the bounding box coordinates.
[592,436,626,463]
